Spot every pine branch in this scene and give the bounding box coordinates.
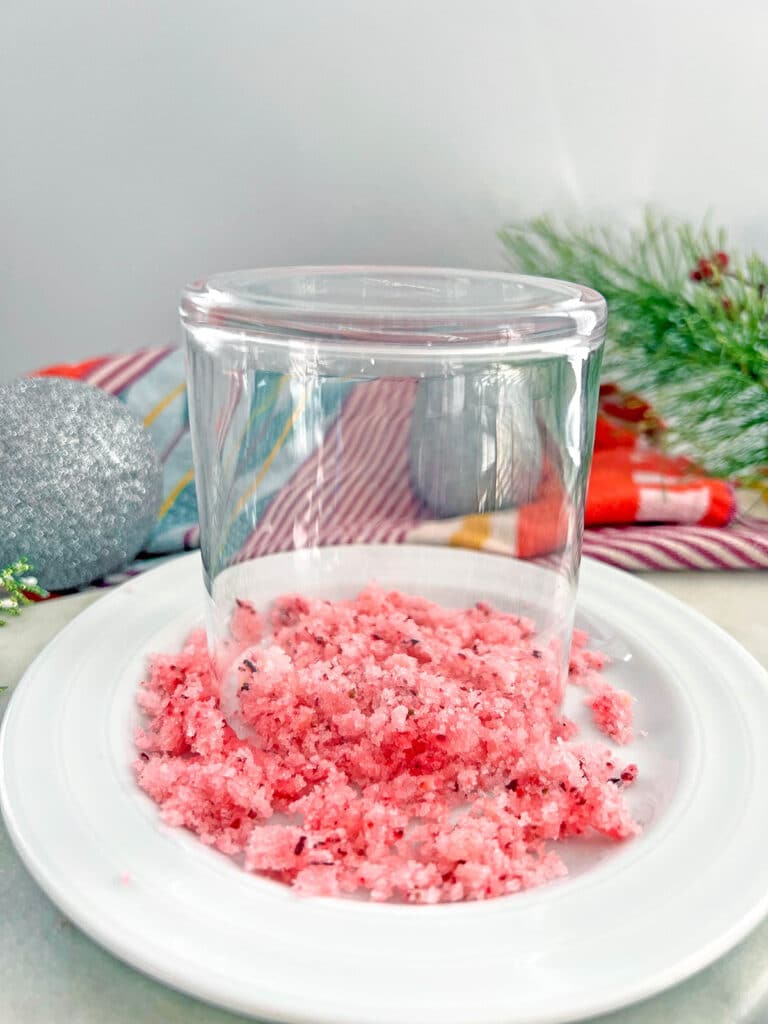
[0,558,48,694]
[0,558,48,626]
[499,213,768,481]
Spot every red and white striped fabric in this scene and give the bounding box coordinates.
[33,350,768,574]
[583,517,768,571]
[239,379,424,559]
[37,348,175,396]
[237,376,767,571]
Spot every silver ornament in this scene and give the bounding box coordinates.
[408,370,543,518]
[0,378,163,590]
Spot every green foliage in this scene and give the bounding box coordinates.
[0,558,48,627]
[0,559,48,694]
[499,213,768,481]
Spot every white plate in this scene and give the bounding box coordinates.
[2,548,768,1024]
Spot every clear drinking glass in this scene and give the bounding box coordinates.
[181,267,605,705]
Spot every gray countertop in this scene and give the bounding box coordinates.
[2,570,767,1024]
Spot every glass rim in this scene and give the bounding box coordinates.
[180,266,606,368]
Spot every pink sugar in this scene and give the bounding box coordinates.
[135,588,640,903]
[570,630,635,744]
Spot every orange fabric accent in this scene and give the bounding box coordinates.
[516,498,570,558]
[514,457,571,557]
[585,465,640,525]
[449,514,493,551]
[593,415,637,450]
[691,480,736,526]
[585,446,735,527]
[33,357,107,380]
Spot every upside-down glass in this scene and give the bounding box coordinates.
[181,267,605,703]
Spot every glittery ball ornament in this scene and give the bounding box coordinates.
[0,378,163,590]
[409,371,543,518]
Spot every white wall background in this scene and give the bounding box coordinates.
[4,0,768,379]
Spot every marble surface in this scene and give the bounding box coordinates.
[1,570,767,1024]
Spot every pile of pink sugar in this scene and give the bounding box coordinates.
[135,587,639,903]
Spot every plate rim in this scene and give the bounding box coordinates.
[2,549,768,1024]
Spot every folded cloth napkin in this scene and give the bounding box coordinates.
[34,348,768,573]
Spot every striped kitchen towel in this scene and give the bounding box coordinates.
[33,348,768,572]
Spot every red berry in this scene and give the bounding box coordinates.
[690,269,703,282]
[697,258,714,279]
[715,251,729,269]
